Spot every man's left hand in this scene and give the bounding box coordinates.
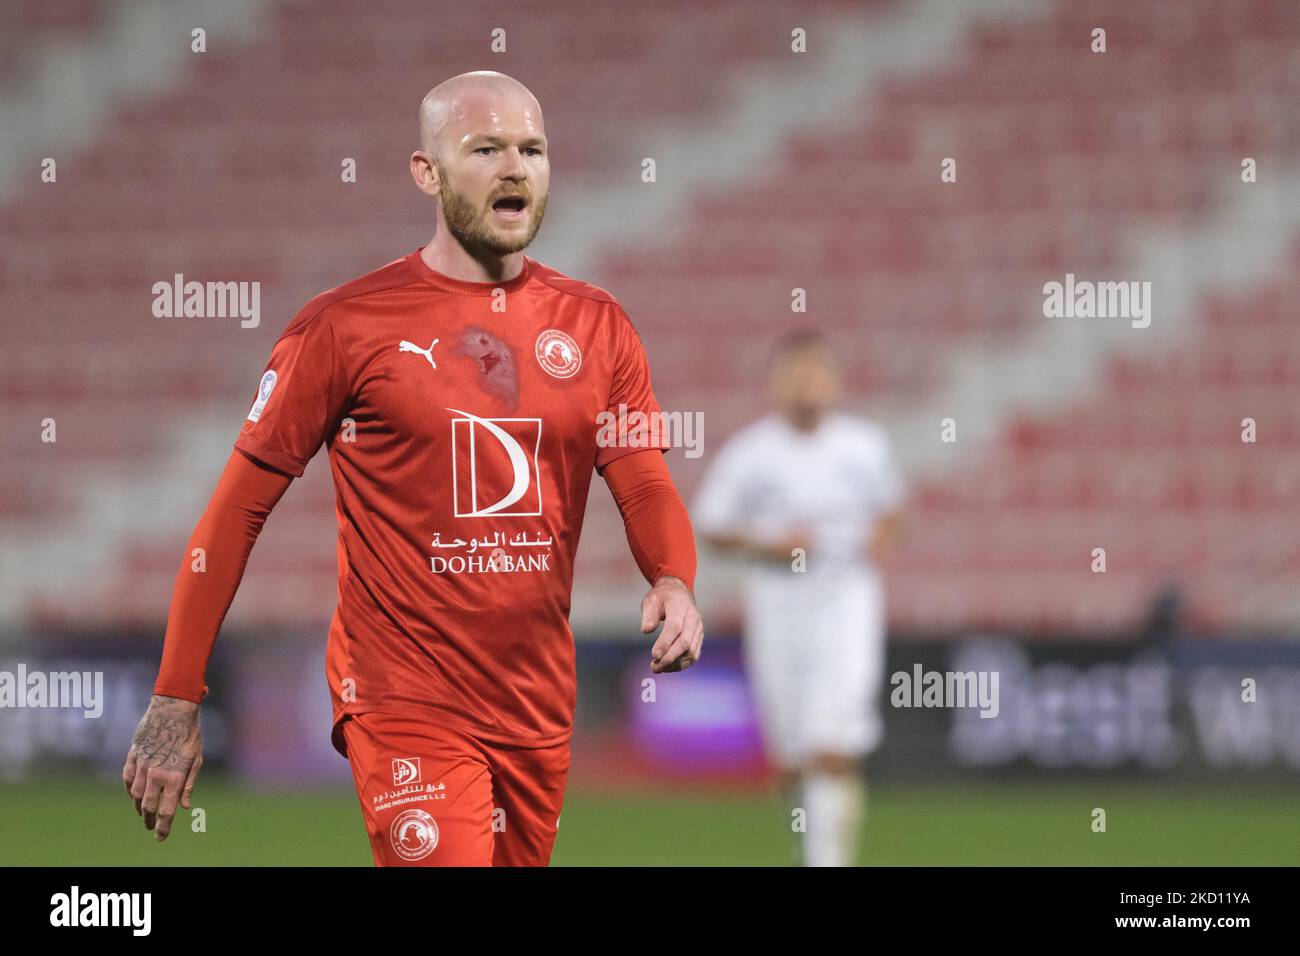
[641,576,704,673]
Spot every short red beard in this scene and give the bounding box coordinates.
[436,164,546,257]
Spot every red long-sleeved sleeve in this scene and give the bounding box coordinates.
[152,448,293,702]
[600,448,697,592]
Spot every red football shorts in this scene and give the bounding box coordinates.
[341,712,570,867]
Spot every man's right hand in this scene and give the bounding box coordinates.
[122,694,203,842]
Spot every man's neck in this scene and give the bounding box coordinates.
[781,408,825,433]
[420,232,524,284]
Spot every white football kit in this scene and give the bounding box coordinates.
[693,411,904,768]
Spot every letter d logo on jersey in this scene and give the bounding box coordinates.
[447,407,542,517]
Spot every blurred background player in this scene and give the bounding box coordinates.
[692,330,904,866]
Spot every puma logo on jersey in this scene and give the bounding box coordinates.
[399,338,440,369]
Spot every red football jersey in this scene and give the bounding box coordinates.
[234,249,671,753]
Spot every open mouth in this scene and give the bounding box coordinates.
[491,195,528,219]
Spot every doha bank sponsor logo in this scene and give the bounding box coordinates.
[428,407,553,576]
[447,407,542,518]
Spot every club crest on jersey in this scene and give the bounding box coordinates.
[390,808,439,861]
[392,757,421,786]
[535,329,581,379]
[447,407,543,517]
[246,369,277,422]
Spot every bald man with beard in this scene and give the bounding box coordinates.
[414,72,550,271]
[124,71,703,866]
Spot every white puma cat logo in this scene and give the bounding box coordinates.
[399,338,440,369]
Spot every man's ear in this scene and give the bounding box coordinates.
[410,150,441,198]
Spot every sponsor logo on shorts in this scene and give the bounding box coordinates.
[390,808,439,861]
[392,756,421,786]
[373,781,447,813]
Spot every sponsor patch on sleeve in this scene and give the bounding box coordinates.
[246,369,278,422]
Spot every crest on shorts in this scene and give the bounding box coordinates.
[390,808,439,861]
